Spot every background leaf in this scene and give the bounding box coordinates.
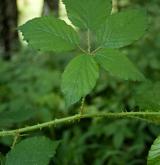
[5,136,59,165]
[95,49,145,81]
[96,9,147,48]
[147,136,160,165]
[0,108,37,127]
[61,54,99,106]
[62,0,112,30]
[0,153,5,165]
[133,82,160,111]
[19,16,79,52]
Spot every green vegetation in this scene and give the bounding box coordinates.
[0,0,160,164]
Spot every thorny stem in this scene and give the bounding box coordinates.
[0,112,160,137]
[11,133,19,149]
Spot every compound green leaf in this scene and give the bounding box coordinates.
[147,136,160,165]
[62,0,112,30]
[61,54,99,106]
[19,16,79,52]
[95,49,145,81]
[96,9,147,48]
[6,136,59,165]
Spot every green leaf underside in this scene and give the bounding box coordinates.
[6,136,59,165]
[19,16,79,52]
[96,9,147,48]
[61,54,99,106]
[95,49,145,81]
[147,136,160,165]
[62,0,112,30]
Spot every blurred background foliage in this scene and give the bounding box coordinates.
[0,0,160,164]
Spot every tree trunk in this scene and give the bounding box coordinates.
[43,0,59,17]
[0,0,19,60]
